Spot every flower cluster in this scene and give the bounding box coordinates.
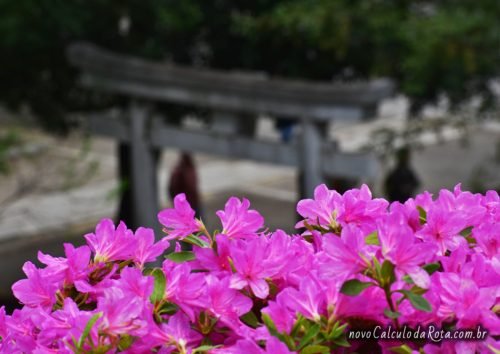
[1,184,499,353]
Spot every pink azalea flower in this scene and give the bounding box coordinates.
[3,307,40,352]
[97,288,146,336]
[162,261,206,321]
[319,225,375,278]
[38,243,91,285]
[461,253,500,290]
[2,185,499,353]
[216,197,264,239]
[279,277,326,321]
[296,184,340,228]
[11,261,59,310]
[335,286,388,324]
[158,193,200,240]
[417,206,468,255]
[110,266,153,303]
[213,339,264,354]
[149,312,202,352]
[474,222,500,259]
[378,211,437,288]
[193,234,232,274]
[229,237,282,299]
[389,200,422,233]
[414,191,434,211]
[73,263,117,297]
[37,298,94,350]
[264,230,298,278]
[280,236,316,287]
[336,184,388,232]
[424,338,500,354]
[436,273,499,333]
[296,184,388,233]
[204,275,252,328]
[214,338,295,354]
[131,227,170,267]
[261,297,295,333]
[84,218,135,262]
[266,337,296,353]
[440,186,486,225]
[0,306,6,339]
[440,246,468,273]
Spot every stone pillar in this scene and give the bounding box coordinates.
[128,102,161,237]
[299,119,324,198]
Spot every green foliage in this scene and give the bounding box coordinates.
[164,251,196,263]
[74,312,102,353]
[148,268,166,304]
[1,0,499,129]
[365,231,380,245]
[340,279,373,296]
[398,289,432,313]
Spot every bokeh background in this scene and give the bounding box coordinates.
[1,1,500,308]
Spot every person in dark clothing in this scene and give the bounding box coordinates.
[168,152,202,218]
[168,152,201,251]
[384,147,420,203]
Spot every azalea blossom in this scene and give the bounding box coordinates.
[84,218,135,262]
[216,197,264,238]
[131,227,170,267]
[1,185,498,353]
[158,193,201,239]
[378,211,437,288]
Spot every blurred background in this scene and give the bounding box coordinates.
[1,1,500,308]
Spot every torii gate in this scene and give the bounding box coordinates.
[67,42,394,234]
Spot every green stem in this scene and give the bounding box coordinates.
[384,286,400,329]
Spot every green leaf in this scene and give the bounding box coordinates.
[389,344,413,354]
[158,302,179,315]
[381,260,396,285]
[384,308,401,319]
[416,206,427,224]
[262,314,293,348]
[492,304,500,313]
[365,231,380,245]
[340,279,373,296]
[328,322,348,340]
[240,311,260,328]
[400,290,432,312]
[459,226,473,237]
[118,334,134,351]
[193,344,222,353]
[458,226,476,245]
[150,268,166,303]
[332,336,350,348]
[423,262,441,275]
[262,313,279,336]
[371,256,383,280]
[77,312,102,350]
[291,315,305,337]
[184,234,209,248]
[298,323,320,350]
[165,251,196,263]
[410,285,427,295]
[301,344,331,354]
[402,275,414,284]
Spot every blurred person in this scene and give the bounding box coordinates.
[168,152,201,251]
[384,147,420,203]
[168,152,202,218]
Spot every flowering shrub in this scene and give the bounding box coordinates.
[1,184,499,353]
